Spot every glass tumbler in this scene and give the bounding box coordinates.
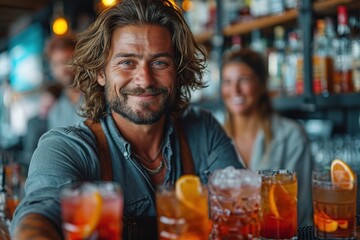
[61,181,123,240]
[208,166,262,240]
[312,170,357,239]
[156,184,209,240]
[257,169,298,240]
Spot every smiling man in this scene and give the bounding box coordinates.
[11,0,242,239]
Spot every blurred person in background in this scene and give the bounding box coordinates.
[45,35,84,129]
[22,83,63,163]
[221,48,313,227]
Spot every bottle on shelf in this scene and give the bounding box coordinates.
[268,26,286,97]
[250,0,269,18]
[283,30,301,96]
[349,15,360,92]
[228,35,243,53]
[268,0,285,16]
[325,17,337,64]
[333,5,353,93]
[249,29,268,58]
[312,19,334,96]
[284,0,298,10]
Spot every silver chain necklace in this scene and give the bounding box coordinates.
[138,158,165,175]
[131,145,163,164]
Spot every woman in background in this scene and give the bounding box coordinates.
[221,48,313,227]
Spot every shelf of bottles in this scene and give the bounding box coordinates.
[193,0,355,42]
[185,0,360,111]
[271,0,360,112]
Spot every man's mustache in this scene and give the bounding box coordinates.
[120,87,168,95]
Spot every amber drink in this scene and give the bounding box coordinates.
[208,167,261,239]
[258,169,298,240]
[61,182,123,240]
[312,169,357,239]
[156,175,209,240]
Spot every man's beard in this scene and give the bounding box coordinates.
[105,83,172,125]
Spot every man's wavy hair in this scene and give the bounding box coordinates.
[71,0,207,122]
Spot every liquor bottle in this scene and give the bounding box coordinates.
[250,29,267,55]
[312,19,334,96]
[284,0,298,10]
[283,30,301,96]
[269,0,285,16]
[349,15,360,92]
[268,26,286,96]
[333,5,353,93]
[250,0,269,18]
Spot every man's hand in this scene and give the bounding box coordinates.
[12,213,61,240]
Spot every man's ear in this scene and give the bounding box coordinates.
[97,71,106,86]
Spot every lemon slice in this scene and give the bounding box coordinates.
[175,175,204,215]
[73,191,103,238]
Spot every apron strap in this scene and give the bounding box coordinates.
[84,119,113,181]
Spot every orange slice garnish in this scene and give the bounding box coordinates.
[73,191,103,238]
[269,184,295,218]
[314,212,338,232]
[331,159,355,190]
[175,175,204,215]
[338,220,348,229]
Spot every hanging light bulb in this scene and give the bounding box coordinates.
[52,1,69,35]
[52,17,69,35]
[101,0,118,7]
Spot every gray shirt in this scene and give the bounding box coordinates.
[239,114,313,227]
[47,93,85,130]
[11,107,243,236]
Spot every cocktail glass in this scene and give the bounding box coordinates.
[312,170,357,239]
[257,169,298,240]
[156,184,209,240]
[208,166,261,240]
[61,181,123,240]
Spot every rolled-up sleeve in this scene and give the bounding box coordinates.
[11,127,99,236]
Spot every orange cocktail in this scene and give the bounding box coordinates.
[312,159,357,239]
[258,170,297,239]
[61,182,123,240]
[156,175,209,240]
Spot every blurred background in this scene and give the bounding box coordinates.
[0,0,359,213]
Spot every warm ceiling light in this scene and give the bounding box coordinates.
[101,0,117,7]
[52,17,69,35]
[182,0,193,12]
[52,1,69,35]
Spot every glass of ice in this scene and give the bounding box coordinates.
[208,166,262,239]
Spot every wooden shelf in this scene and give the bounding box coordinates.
[193,0,357,43]
[313,0,354,12]
[223,9,297,36]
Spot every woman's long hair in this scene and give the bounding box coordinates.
[71,0,207,121]
[222,48,274,146]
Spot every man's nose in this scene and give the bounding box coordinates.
[134,64,155,87]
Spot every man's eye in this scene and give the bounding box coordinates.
[120,60,132,65]
[151,61,168,68]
